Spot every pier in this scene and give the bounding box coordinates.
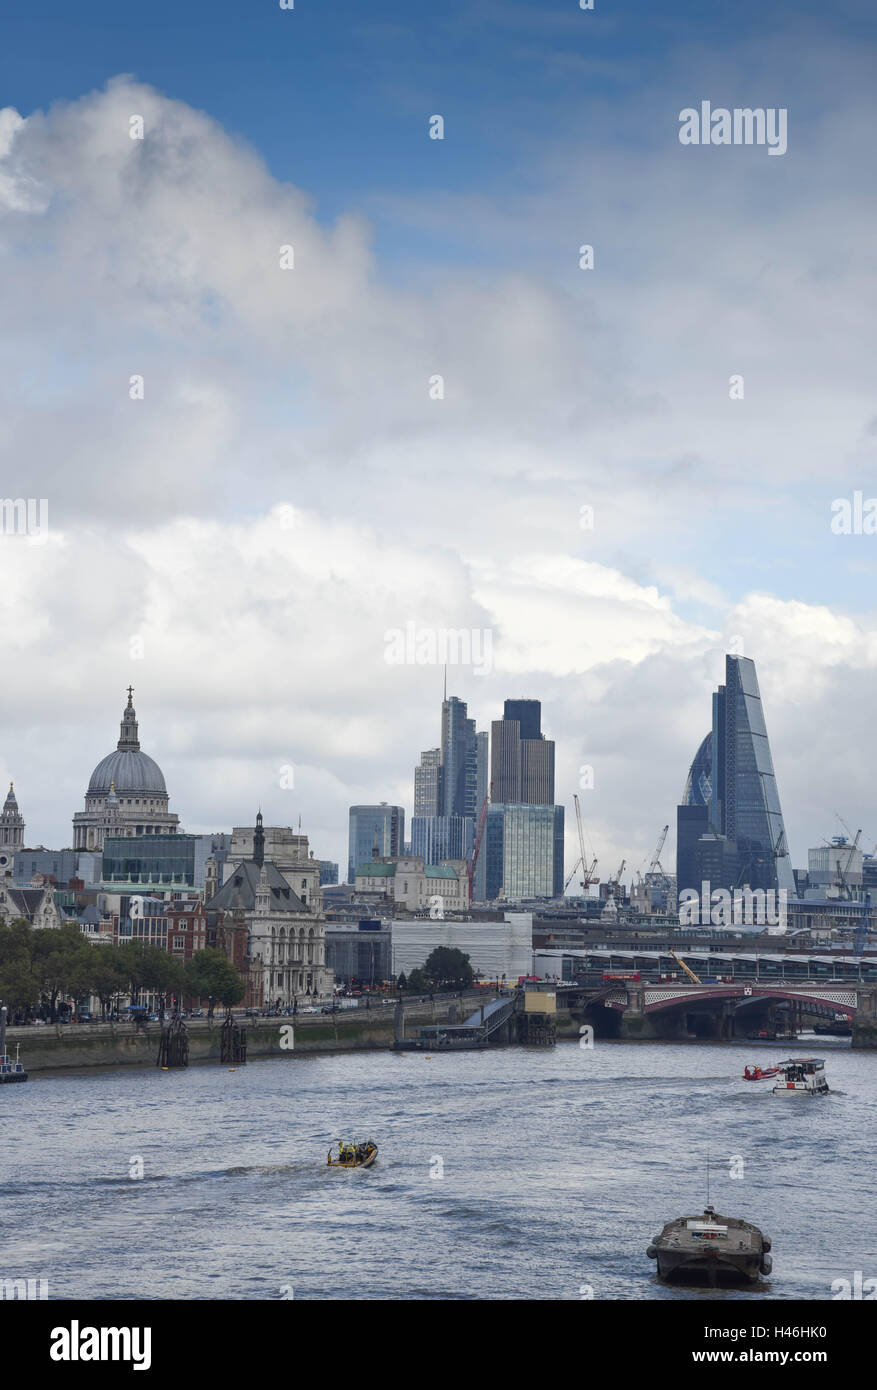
[396,984,557,1051]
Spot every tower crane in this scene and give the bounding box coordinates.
[570,794,599,893]
[648,825,669,878]
[668,948,702,985]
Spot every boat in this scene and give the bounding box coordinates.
[0,1007,27,1083]
[0,1046,27,1084]
[327,1140,378,1169]
[742,1063,780,1081]
[647,1206,772,1285]
[772,1057,829,1096]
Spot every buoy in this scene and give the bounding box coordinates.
[229,1068,235,1072]
[161,1067,168,1071]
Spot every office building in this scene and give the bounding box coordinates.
[676,654,795,897]
[347,803,405,883]
[485,803,565,900]
[490,699,555,806]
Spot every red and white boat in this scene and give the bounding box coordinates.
[742,1063,780,1081]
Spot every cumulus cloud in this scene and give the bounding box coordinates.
[1,70,876,876]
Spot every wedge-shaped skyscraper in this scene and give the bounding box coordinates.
[676,654,795,896]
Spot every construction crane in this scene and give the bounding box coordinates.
[569,794,599,894]
[606,858,626,899]
[648,825,669,878]
[668,947,702,985]
[564,856,583,893]
[467,783,492,898]
[836,830,861,901]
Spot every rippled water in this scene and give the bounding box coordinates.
[4,1038,872,1300]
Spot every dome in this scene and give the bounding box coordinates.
[85,689,168,797]
[87,749,167,796]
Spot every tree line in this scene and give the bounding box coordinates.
[0,919,245,1020]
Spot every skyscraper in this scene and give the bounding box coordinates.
[414,748,443,817]
[347,803,405,884]
[490,699,555,805]
[676,654,794,897]
[486,699,562,899]
[485,803,565,900]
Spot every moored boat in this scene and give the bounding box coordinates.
[647,1206,772,1285]
[0,1007,27,1083]
[772,1057,829,1096]
[327,1140,378,1168]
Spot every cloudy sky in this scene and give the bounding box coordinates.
[1,0,876,880]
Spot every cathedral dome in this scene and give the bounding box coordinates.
[87,749,167,796]
[85,689,168,797]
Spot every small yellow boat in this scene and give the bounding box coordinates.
[327,1140,378,1169]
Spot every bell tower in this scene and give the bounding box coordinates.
[0,783,25,851]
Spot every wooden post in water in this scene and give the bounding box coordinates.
[156,1016,189,1068]
[219,1010,247,1064]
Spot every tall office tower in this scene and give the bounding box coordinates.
[441,695,475,818]
[485,803,565,900]
[490,699,555,806]
[347,803,405,884]
[414,748,443,817]
[676,654,794,897]
[411,814,475,866]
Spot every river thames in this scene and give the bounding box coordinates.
[5,1038,872,1300]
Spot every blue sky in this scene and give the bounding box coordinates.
[2,0,877,868]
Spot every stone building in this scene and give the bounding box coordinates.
[206,814,332,1006]
[73,689,180,851]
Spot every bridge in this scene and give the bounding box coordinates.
[559,979,877,1044]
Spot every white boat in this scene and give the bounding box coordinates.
[772,1057,829,1096]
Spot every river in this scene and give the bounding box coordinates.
[4,1038,872,1300]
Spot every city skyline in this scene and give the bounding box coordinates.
[2,1,877,892]
[6,650,876,892]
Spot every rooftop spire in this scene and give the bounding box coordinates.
[253,810,265,869]
[118,687,141,751]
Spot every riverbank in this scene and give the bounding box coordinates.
[8,997,495,1074]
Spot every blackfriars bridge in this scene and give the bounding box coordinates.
[559,979,877,1046]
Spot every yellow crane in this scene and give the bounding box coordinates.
[668,948,702,985]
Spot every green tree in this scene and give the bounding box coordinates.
[89,947,129,1018]
[184,948,245,1014]
[0,919,38,1011]
[32,923,94,1020]
[421,946,473,991]
[407,968,428,994]
[396,972,407,990]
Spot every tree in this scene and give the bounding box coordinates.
[32,923,94,1020]
[89,947,129,1018]
[184,949,244,1013]
[421,947,473,991]
[396,972,407,990]
[407,968,428,994]
[0,919,39,1011]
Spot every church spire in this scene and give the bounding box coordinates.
[118,686,141,751]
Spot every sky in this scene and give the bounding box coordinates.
[1,0,877,881]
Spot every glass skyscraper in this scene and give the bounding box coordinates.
[485,803,564,900]
[347,803,405,883]
[410,814,474,865]
[676,655,794,896]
